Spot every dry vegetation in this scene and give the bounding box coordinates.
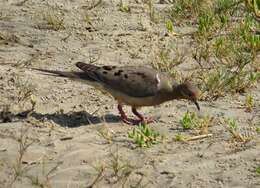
[0,0,259,187]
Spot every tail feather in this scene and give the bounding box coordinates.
[32,68,78,78]
[32,68,95,81]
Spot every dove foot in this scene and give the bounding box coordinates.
[118,105,157,125]
[118,104,133,125]
[132,107,157,125]
[130,118,155,125]
[121,118,155,125]
[121,118,135,125]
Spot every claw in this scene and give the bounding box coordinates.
[132,118,155,125]
[132,107,157,125]
[118,104,157,125]
[121,118,134,125]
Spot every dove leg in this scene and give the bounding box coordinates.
[132,107,155,124]
[117,104,133,125]
[131,108,145,122]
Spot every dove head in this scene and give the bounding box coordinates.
[175,81,200,110]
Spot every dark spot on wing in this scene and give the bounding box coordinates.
[135,72,146,79]
[103,66,115,71]
[124,74,128,79]
[114,70,124,76]
[102,71,108,74]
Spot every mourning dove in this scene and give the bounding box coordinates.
[34,62,200,125]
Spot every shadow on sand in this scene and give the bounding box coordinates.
[0,110,121,127]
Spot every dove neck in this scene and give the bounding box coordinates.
[171,84,185,99]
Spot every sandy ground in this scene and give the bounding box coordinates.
[0,0,260,187]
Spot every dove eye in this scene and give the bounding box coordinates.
[187,93,193,97]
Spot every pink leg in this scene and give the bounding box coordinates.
[132,107,156,124]
[117,104,133,125]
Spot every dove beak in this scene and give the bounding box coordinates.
[194,100,200,111]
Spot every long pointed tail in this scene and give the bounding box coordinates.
[32,68,95,81]
[32,68,77,78]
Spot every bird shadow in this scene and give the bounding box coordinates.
[31,111,121,127]
[0,109,121,128]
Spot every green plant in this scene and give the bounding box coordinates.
[198,116,213,134]
[165,19,174,33]
[244,94,255,112]
[7,75,37,116]
[97,126,114,144]
[199,66,258,100]
[108,151,133,179]
[87,164,106,188]
[189,1,260,99]
[89,150,135,187]
[180,112,213,134]
[37,9,65,31]
[118,0,131,13]
[9,127,36,186]
[82,0,102,10]
[192,41,212,63]
[212,37,234,59]
[26,175,52,188]
[180,112,196,129]
[256,166,260,175]
[227,118,238,130]
[88,163,105,187]
[249,72,260,83]
[174,133,187,142]
[128,124,160,147]
[245,0,260,17]
[215,0,237,16]
[224,118,249,142]
[237,14,260,55]
[151,47,184,79]
[45,13,65,31]
[169,0,201,23]
[83,14,96,32]
[198,11,215,37]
